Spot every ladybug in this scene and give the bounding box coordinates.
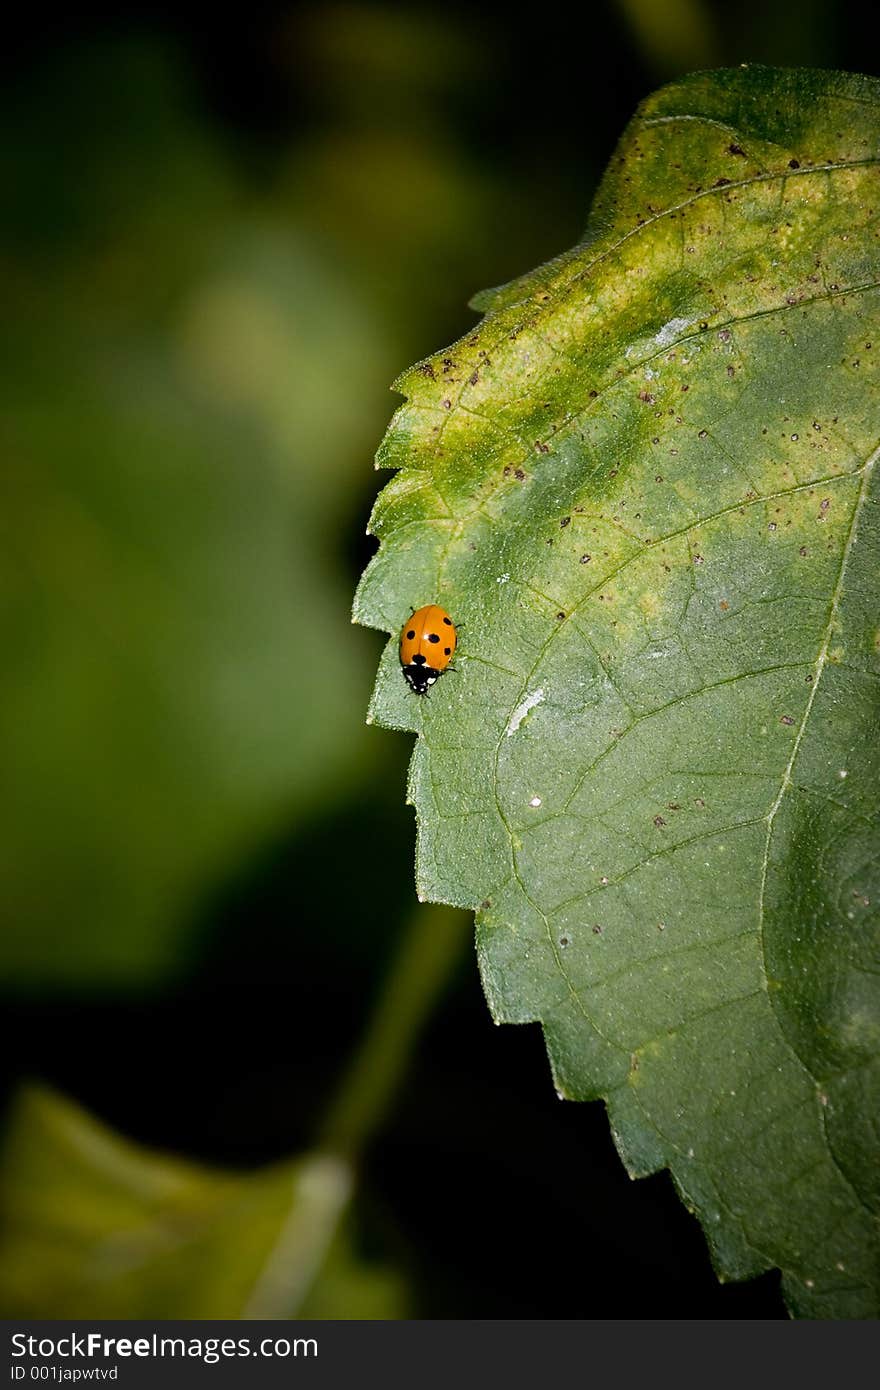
[399,604,457,694]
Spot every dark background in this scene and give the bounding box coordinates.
[2,0,872,1318]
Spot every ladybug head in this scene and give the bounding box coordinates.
[402,662,440,695]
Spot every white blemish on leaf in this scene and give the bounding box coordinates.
[654,315,696,347]
[506,687,545,736]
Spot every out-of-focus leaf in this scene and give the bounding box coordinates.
[613,0,719,75]
[355,67,880,1317]
[0,43,386,983]
[0,1087,406,1319]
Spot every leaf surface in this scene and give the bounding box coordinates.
[355,66,880,1317]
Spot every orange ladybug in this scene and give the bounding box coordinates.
[400,604,457,694]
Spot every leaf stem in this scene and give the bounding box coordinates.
[245,904,470,1317]
[318,904,470,1159]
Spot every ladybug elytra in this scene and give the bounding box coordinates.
[399,604,457,694]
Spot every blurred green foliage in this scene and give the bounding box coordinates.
[0,1086,405,1318]
[1,43,382,981]
[0,22,511,985]
[615,0,720,73]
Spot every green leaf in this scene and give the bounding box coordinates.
[0,1087,406,1319]
[355,66,880,1317]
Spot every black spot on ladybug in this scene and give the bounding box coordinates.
[412,653,426,665]
[406,630,415,640]
[428,633,440,643]
[443,616,452,625]
[444,647,451,655]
